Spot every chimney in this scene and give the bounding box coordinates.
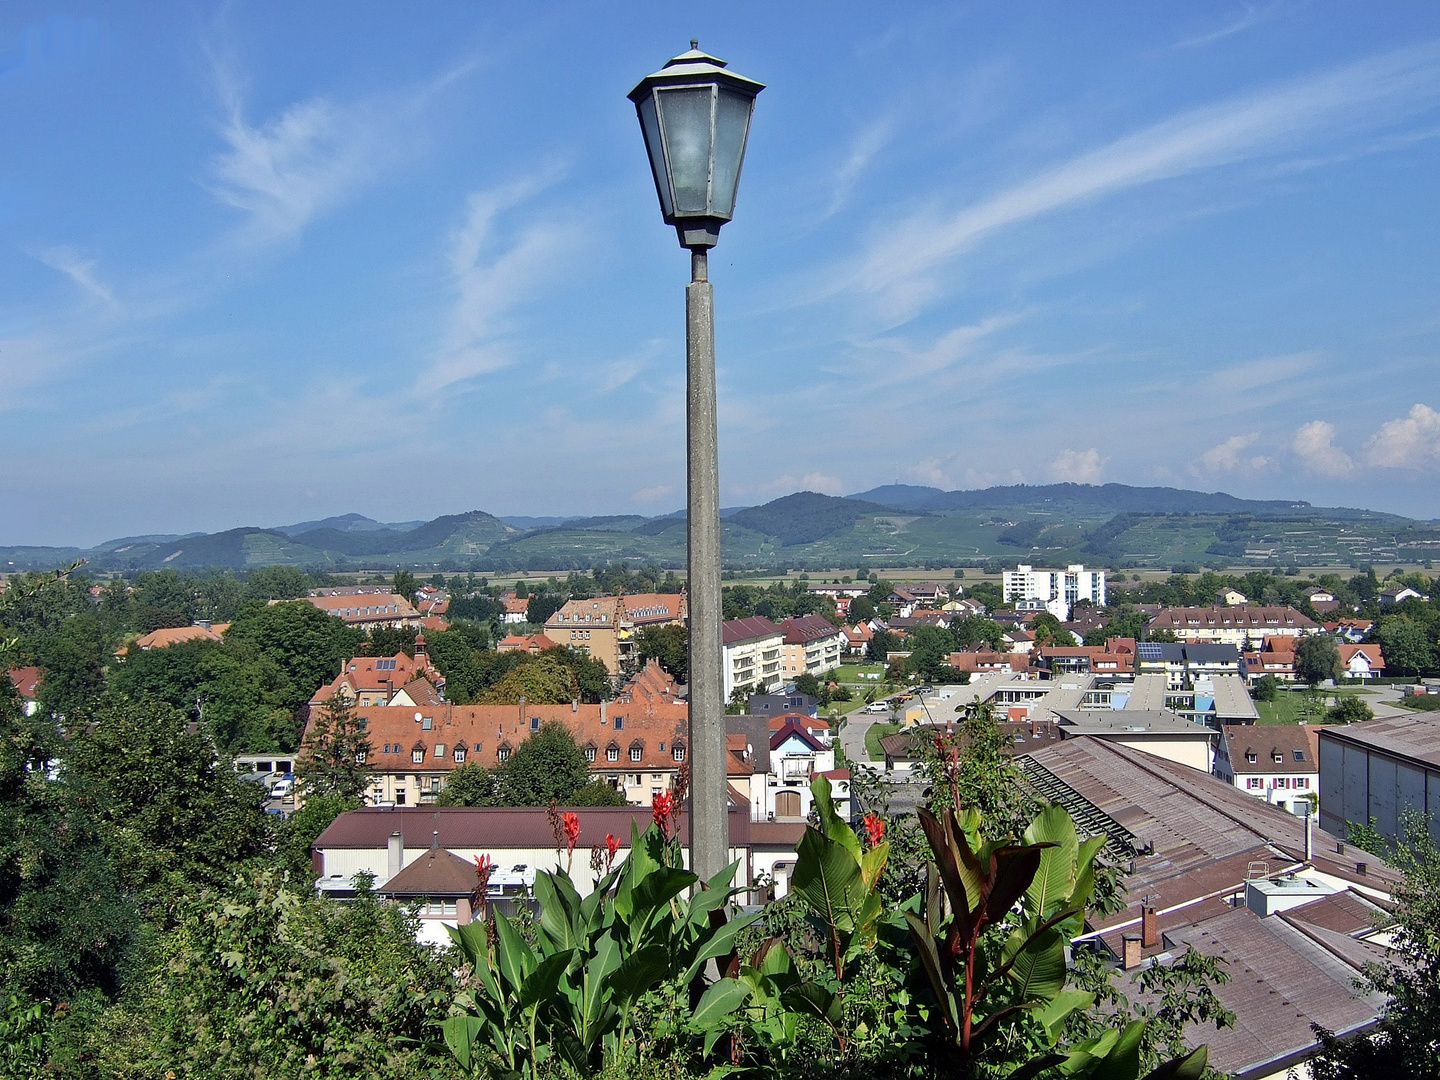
[1141,906,1159,948]
[431,829,440,852]
[572,697,579,713]
[387,831,403,882]
[1122,934,1142,970]
[414,632,427,660]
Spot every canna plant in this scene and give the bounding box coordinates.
[444,816,759,1079]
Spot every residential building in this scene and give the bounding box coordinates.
[766,717,848,820]
[843,621,874,656]
[304,593,421,630]
[543,593,687,674]
[762,711,833,746]
[1303,586,1337,604]
[496,632,557,654]
[1379,585,1424,604]
[1326,619,1372,643]
[310,640,447,709]
[1338,643,1385,680]
[1319,714,1440,844]
[1216,725,1318,812]
[722,616,785,701]
[1215,588,1247,606]
[1003,564,1106,621]
[1034,639,1136,677]
[1242,636,1298,683]
[877,720,1062,772]
[500,597,530,624]
[778,614,847,679]
[6,667,41,716]
[944,649,1030,676]
[1147,605,1316,646]
[947,597,988,617]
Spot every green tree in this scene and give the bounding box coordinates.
[275,792,360,880]
[847,595,877,623]
[435,763,500,807]
[567,778,628,806]
[1295,634,1342,687]
[497,721,592,806]
[634,623,688,682]
[34,613,107,720]
[1312,813,1440,1079]
[1376,616,1434,677]
[793,671,822,699]
[1326,696,1374,724]
[482,654,579,704]
[907,624,954,681]
[297,696,373,801]
[66,694,272,910]
[952,614,1006,651]
[226,600,362,704]
[244,565,311,601]
[1031,611,1077,648]
[866,629,899,664]
[391,569,418,604]
[1253,674,1280,702]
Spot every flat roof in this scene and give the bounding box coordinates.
[1123,673,1170,711]
[1054,709,1215,737]
[1210,673,1260,722]
[1319,714,1440,770]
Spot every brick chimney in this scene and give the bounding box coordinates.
[1123,934,1142,970]
[1141,906,1159,948]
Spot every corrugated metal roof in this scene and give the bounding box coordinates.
[1319,714,1440,769]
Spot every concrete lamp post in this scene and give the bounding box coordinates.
[628,43,763,884]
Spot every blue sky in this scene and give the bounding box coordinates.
[4,2,1440,546]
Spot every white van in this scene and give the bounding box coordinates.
[270,779,295,800]
[865,701,892,714]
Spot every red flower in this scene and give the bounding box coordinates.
[652,789,675,839]
[562,811,581,852]
[862,813,886,846]
[474,853,495,882]
[604,832,620,871]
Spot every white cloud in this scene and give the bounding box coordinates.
[632,484,674,505]
[1363,403,1440,469]
[1050,448,1106,484]
[836,41,1440,320]
[421,175,568,393]
[1172,1,1291,50]
[1291,420,1356,476]
[825,117,895,217]
[34,246,120,310]
[1193,432,1260,474]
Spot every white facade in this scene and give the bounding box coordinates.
[1004,564,1106,621]
[722,629,784,700]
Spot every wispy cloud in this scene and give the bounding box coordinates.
[1173,1,1292,50]
[1292,420,1356,477]
[825,117,895,217]
[1192,432,1267,475]
[420,173,568,393]
[834,41,1440,322]
[34,246,120,311]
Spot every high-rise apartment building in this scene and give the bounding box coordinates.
[1003,564,1106,621]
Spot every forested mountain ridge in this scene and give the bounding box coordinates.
[2,484,1434,572]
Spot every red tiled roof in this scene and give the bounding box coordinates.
[133,624,228,650]
[779,614,845,645]
[7,666,40,700]
[305,594,419,623]
[723,616,783,645]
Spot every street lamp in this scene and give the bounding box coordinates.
[629,44,763,883]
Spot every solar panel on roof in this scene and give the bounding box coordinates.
[1137,643,1164,660]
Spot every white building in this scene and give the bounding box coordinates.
[1003,564,1106,621]
[765,718,849,821]
[1215,726,1318,814]
[778,615,847,679]
[722,616,785,701]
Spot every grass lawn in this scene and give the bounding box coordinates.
[864,721,902,762]
[836,662,886,684]
[1256,687,1375,725]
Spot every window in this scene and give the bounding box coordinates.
[1272,753,1283,764]
[530,716,541,731]
[1245,752,1257,763]
[1275,777,1288,789]
[376,658,397,670]
[434,743,446,758]
[422,716,433,730]
[1247,778,1263,789]
[607,746,620,762]
[1293,750,1305,762]
[614,716,623,731]
[630,745,643,763]
[454,747,466,763]
[585,745,597,762]
[412,747,425,764]
[395,790,406,804]
[498,746,511,763]
[354,751,367,765]
[673,744,686,762]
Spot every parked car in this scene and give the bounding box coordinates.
[270,778,295,800]
[865,701,892,714]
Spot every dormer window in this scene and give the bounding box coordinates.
[607,744,620,762]
[585,745,597,763]
[354,750,367,765]
[454,747,466,763]
[630,742,643,763]
[1246,752,1257,764]
[673,744,686,762]
[412,747,425,764]
[498,745,512,763]
[1272,752,1283,764]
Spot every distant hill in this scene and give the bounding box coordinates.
[1,483,1434,573]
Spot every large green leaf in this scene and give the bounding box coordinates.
[680,910,763,985]
[1141,1046,1208,1080]
[691,976,753,1045]
[491,910,535,993]
[1031,989,1094,1046]
[518,949,573,1010]
[441,1015,485,1072]
[780,981,844,1028]
[605,943,668,1006]
[810,774,862,862]
[1005,927,1068,1002]
[1088,1020,1145,1080]
[1023,804,1080,920]
[793,827,866,939]
[575,931,625,1036]
[903,910,959,1035]
[534,872,581,952]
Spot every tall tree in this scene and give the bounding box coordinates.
[226,600,362,703]
[634,623,688,682]
[391,569,418,604]
[496,721,592,806]
[1295,634,1342,687]
[1376,616,1434,677]
[297,697,373,801]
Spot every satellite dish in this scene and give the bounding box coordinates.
[415,711,423,722]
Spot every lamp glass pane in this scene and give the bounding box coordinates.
[656,86,714,215]
[710,88,753,218]
[636,94,673,217]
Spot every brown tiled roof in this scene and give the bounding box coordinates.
[503,597,530,615]
[1149,606,1316,632]
[1222,726,1318,776]
[305,594,419,623]
[397,677,445,707]
[496,633,557,653]
[6,666,41,700]
[621,593,685,624]
[545,597,623,629]
[133,624,226,650]
[382,846,481,898]
[722,616,783,645]
[1338,643,1384,669]
[779,614,845,644]
[310,651,443,704]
